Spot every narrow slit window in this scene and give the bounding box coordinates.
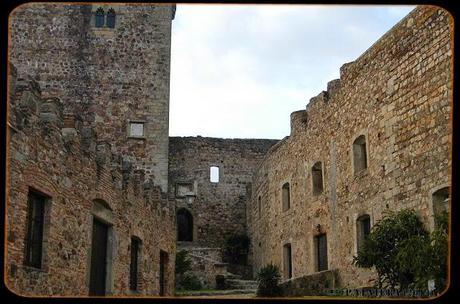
[282,182,290,211]
[283,243,293,279]
[210,166,219,183]
[130,237,141,291]
[356,215,371,252]
[432,187,449,228]
[353,135,368,174]
[312,162,324,195]
[25,190,47,268]
[258,196,262,219]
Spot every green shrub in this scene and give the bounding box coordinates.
[354,209,448,293]
[177,273,202,291]
[175,250,191,276]
[256,264,282,297]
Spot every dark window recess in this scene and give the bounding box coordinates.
[159,251,168,296]
[89,218,109,296]
[312,162,324,195]
[315,234,328,272]
[130,237,141,290]
[282,183,290,211]
[177,208,193,241]
[353,135,368,174]
[356,215,371,251]
[95,7,105,28]
[258,196,262,218]
[283,243,293,279]
[25,191,46,268]
[106,8,116,28]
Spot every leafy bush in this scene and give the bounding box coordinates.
[175,250,191,276]
[177,273,202,291]
[354,209,448,293]
[256,264,282,297]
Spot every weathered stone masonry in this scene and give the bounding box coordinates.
[7,3,177,296]
[168,136,278,248]
[248,6,452,291]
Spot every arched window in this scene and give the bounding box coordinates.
[353,135,368,174]
[95,7,105,28]
[282,182,290,211]
[312,161,323,195]
[432,187,449,228]
[356,214,371,251]
[106,8,116,28]
[177,208,193,242]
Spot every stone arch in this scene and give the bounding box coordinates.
[177,208,193,242]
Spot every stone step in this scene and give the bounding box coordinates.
[176,289,257,297]
[222,272,242,280]
[226,279,259,290]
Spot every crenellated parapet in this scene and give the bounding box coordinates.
[8,62,173,217]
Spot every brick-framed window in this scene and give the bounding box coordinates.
[24,190,48,268]
[106,8,116,28]
[95,7,105,28]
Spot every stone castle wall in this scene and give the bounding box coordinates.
[9,3,175,192]
[168,136,278,247]
[6,65,176,296]
[248,6,452,289]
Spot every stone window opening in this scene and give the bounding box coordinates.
[353,135,368,175]
[356,214,371,252]
[128,121,145,138]
[283,243,293,279]
[312,161,324,195]
[432,187,449,229]
[106,8,116,28]
[24,189,49,269]
[129,236,141,291]
[95,7,105,28]
[258,195,262,219]
[282,182,290,211]
[177,208,193,242]
[210,166,219,183]
[314,233,328,272]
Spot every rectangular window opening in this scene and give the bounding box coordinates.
[130,237,141,291]
[210,166,219,183]
[315,234,328,272]
[283,243,293,279]
[25,190,47,269]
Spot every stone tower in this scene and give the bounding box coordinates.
[9,3,176,192]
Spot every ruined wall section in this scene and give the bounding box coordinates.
[9,3,175,193]
[6,65,176,296]
[168,137,278,247]
[249,6,452,288]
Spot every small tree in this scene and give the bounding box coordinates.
[256,264,282,297]
[354,209,448,293]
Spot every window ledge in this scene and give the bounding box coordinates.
[127,136,146,140]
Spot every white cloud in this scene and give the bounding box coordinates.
[170,4,415,139]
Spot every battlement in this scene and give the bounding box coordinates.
[8,62,173,218]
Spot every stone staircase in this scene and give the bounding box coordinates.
[177,245,259,293]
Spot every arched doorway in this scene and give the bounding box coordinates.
[177,208,193,242]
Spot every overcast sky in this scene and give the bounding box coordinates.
[169,4,415,140]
